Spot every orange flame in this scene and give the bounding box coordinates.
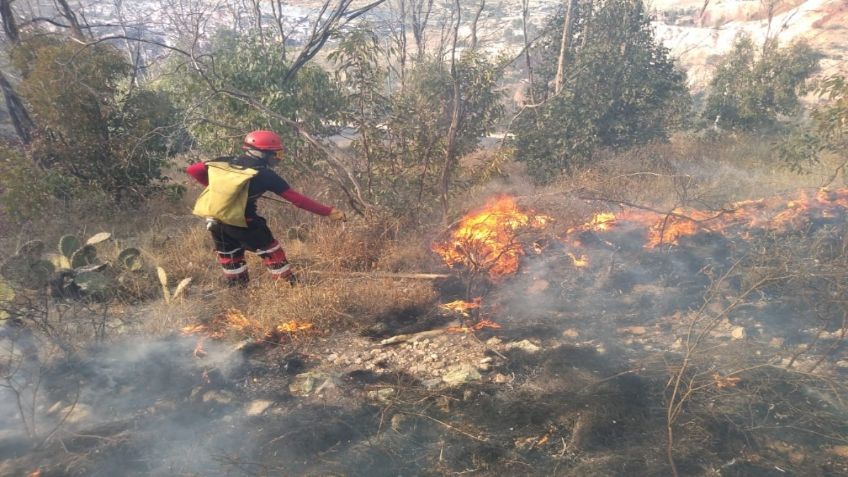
[441,298,482,316]
[276,321,314,333]
[569,188,848,249]
[182,309,315,344]
[447,319,502,333]
[434,196,549,279]
[567,252,589,268]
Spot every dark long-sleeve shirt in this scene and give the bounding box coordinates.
[186,161,332,219]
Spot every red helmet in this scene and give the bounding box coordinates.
[243,130,283,152]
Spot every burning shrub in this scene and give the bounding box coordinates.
[434,196,549,293]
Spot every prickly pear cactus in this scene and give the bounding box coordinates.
[117,248,143,271]
[85,232,112,246]
[46,253,71,270]
[157,266,171,303]
[59,235,80,259]
[73,270,111,294]
[18,240,45,258]
[70,245,97,269]
[0,255,54,290]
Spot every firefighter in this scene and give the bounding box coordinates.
[187,130,346,286]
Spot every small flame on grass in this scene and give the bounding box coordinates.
[27,470,40,477]
[182,309,315,349]
[441,298,482,316]
[276,321,314,333]
[567,188,848,249]
[711,372,741,389]
[589,212,617,231]
[181,324,207,335]
[447,320,502,333]
[567,252,589,268]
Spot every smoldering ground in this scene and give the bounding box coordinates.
[0,335,265,476]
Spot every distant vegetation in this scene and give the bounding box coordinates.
[0,0,837,223]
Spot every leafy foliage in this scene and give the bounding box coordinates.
[329,25,389,194]
[0,147,68,222]
[514,0,690,184]
[327,25,502,216]
[158,32,344,157]
[369,54,502,214]
[778,75,848,172]
[7,37,178,199]
[703,34,820,131]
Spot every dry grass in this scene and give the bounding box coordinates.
[4,133,846,347]
[138,208,440,341]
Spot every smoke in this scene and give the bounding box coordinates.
[0,333,266,476]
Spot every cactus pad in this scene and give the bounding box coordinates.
[46,253,72,270]
[71,245,98,268]
[74,270,111,294]
[18,240,45,258]
[59,235,80,258]
[1,256,53,290]
[117,248,143,271]
[85,232,112,246]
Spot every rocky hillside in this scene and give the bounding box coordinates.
[652,0,848,90]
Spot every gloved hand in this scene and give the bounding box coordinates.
[328,208,347,222]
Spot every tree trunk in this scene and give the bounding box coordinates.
[470,0,486,50]
[521,0,536,104]
[0,0,19,43]
[411,0,433,61]
[440,0,462,218]
[554,0,577,95]
[55,0,86,40]
[0,70,35,145]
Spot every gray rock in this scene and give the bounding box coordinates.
[202,390,235,405]
[289,372,336,396]
[246,400,272,416]
[367,387,395,403]
[442,364,482,386]
[507,339,541,353]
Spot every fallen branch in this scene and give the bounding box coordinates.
[308,270,451,281]
[380,328,450,346]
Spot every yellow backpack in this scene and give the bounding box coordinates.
[192,161,258,227]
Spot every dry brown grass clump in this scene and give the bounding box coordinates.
[141,211,441,341]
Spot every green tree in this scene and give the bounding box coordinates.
[5,37,178,200]
[326,24,502,217]
[329,25,388,195]
[703,34,820,131]
[514,0,690,183]
[778,75,848,172]
[377,54,502,215]
[159,32,344,157]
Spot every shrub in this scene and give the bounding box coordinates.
[3,36,179,203]
[702,34,821,131]
[513,0,690,183]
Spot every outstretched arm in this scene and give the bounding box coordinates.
[279,189,333,216]
[186,162,209,186]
